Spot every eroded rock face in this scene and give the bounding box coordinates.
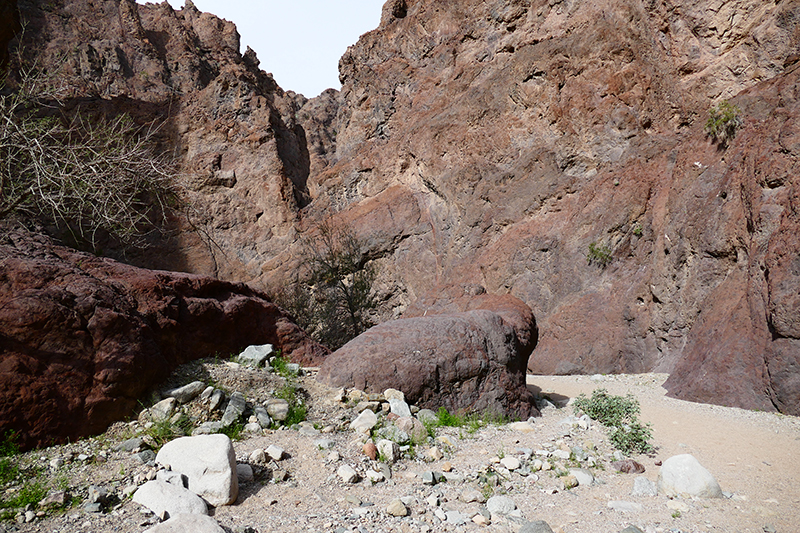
[0,225,327,450]
[317,293,538,419]
[13,0,800,414]
[308,0,800,414]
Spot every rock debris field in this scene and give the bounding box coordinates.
[4,357,799,533]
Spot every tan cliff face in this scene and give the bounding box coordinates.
[7,0,800,414]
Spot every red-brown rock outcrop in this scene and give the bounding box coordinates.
[9,0,800,415]
[0,225,326,450]
[317,292,538,419]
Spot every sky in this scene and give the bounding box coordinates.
[138,1,384,97]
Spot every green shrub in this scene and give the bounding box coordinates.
[0,481,46,509]
[0,459,18,486]
[705,100,743,146]
[573,388,653,454]
[609,421,654,455]
[573,389,639,427]
[218,422,244,441]
[587,242,612,268]
[270,352,298,378]
[274,383,307,426]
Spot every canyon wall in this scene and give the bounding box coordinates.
[7,0,800,414]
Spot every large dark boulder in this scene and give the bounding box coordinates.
[0,225,327,450]
[317,291,538,419]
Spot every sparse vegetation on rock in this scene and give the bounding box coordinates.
[704,100,743,147]
[272,221,378,350]
[586,241,613,268]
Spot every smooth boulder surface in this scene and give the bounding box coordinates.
[143,514,225,533]
[132,480,208,518]
[318,294,538,419]
[657,454,723,499]
[0,225,327,450]
[156,435,238,507]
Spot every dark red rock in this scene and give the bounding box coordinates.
[0,225,327,450]
[612,459,646,474]
[317,293,538,420]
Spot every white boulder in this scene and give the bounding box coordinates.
[132,480,208,518]
[657,454,723,498]
[156,435,238,506]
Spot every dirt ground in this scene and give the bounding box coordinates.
[6,369,800,533]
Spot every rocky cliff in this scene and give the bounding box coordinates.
[6,0,800,415]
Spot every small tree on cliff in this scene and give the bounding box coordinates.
[273,221,378,350]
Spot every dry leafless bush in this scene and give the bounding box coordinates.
[0,58,178,249]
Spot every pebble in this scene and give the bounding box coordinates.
[386,499,408,516]
[266,444,286,461]
[486,495,516,516]
[607,500,644,513]
[500,457,521,470]
[337,464,359,483]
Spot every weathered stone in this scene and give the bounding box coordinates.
[166,382,206,404]
[115,437,145,453]
[150,398,177,422]
[500,457,520,471]
[193,422,223,436]
[337,464,359,483]
[612,459,646,474]
[156,470,187,488]
[388,398,412,418]
[248,449,267,466]
[253,405,271,428]
[377,439,400,463]
[394,417,427,443]
[318,295,538,419]
[236,464,254,483]
[349,409,378,434]
[221,392,246,427]
[133,480,208,517]
[486,495,516,516]
[265,445,286,462]
[570,468,595,486]
[238,344,274,368]
[631,476,658,497]
[362,442,378,461]
[386,499,407,517]
[143,514,226,533]
[0,226,327,450]
[657,454,723,498]
[156,435,238,507]
[39,490,68,509]
[519,521,556,533]
[265,399,290,422]
[562,475,579,490]
[607,501,644,513]
[207,390,225,413]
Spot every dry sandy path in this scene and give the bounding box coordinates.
[528,373,800,532]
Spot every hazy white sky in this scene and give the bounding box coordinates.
[139,1,384,97]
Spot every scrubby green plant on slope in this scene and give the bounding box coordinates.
[573,388,654,454]
[704,100,743,147]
